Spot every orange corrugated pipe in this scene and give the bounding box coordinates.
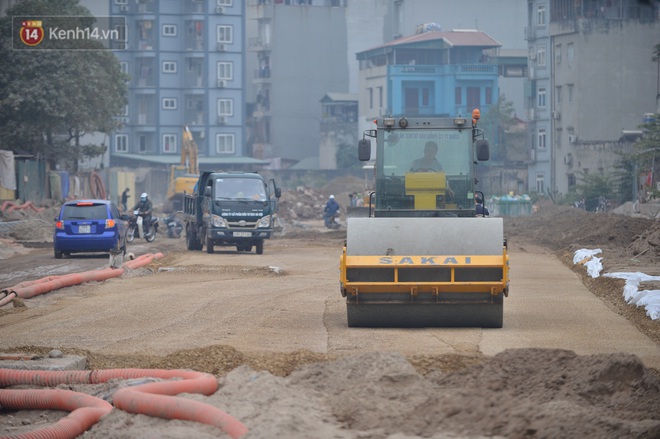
[0,368,247,439]
[0,253,164,307]
[0,201,45,214]
[0,388,113,439]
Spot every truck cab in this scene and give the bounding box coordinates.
[184,171,281,254]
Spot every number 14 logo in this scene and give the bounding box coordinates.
[20,20,44,46]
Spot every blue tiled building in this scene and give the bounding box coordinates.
[108,0,265,169]
[356,29,501,132]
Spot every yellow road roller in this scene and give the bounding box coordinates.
[339,110,509,327]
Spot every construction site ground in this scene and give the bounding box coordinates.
[0,178,659,438]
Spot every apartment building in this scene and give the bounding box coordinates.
[108,0,266,170]
[526,0,660,196]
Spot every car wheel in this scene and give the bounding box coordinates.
[54,249,63,259]
[256,240,264,255]
[206,236,214,254]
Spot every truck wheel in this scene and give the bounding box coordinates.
[186,225,199,250]
[256,240,264,255]
[206,236,214,254]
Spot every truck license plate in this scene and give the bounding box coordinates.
[78,225,91,234]
[234,231,251,237]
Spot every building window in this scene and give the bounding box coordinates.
[115,134,128,153]
[568,174,576,188]
[555,44,561,64]
[138,135,147,153]
[120,61,129,75]
[467,87,480,109]
[217,0,232,5]
[537,45,546,67]
[537,87,546,108]
[567,43,574,64]
[485,87,492,105]
[163,134,176,153]
[216,25,233,43]
[115,25,127,45]
[217,98,233,116]
[421,88,429,106]
[536,174,544,194]
[163,25,177,36]
[163,61,177,73]
[538,129,546,149]
[537,5,546,26]
[556,86,562,105]
[455,87,462,105]
[115,0,127,4]
[216,134,235,154]
[368,88,373,109]
[162,98,177,110]
[567,84,573,103]
[217,61,233,80]
[378,86,383,108]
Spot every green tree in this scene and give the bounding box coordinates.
[0,0,127,171]
[480,94,516,162]
[575,172,615,211]
[335,142,363,172]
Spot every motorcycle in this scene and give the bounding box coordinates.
[127,209,158,243]
[324,210,341,229]
[165,213,183,239]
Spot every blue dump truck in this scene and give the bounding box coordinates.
[183,171,281,254]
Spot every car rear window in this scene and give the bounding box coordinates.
[61,204,108,220]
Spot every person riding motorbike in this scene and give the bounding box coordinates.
[131,192,154,234]
[165,212,183,239]
[324,194,340,228]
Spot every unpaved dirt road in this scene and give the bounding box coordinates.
[1,208,660,438]
[1,224,658,368]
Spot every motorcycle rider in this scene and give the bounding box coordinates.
[132,192,153,235]
[324,194,340,228]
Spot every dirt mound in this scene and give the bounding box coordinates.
[118,349,658,439]
[17,348,653,439]
[276,176,367,222]
[505,200,659,264]
[627,220,660,261]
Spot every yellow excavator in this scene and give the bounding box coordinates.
[165,126,199,213]
[339,110,509,327]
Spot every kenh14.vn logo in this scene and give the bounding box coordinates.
[19,20,44,46]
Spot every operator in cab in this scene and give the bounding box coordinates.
[410,141,454,198]
[410,141,443,172]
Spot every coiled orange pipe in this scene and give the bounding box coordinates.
[0,201,45,214]
[89,171,106,201]
[0,388,113,439]
[0,253,163,307]
[0,368,247,439]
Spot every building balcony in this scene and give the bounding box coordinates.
[246,0,274,19]
[389,63,497,77]
[248,37,272,52]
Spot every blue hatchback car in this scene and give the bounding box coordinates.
[53,199,129,259]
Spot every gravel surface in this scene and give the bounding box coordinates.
[1,196,659,438]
